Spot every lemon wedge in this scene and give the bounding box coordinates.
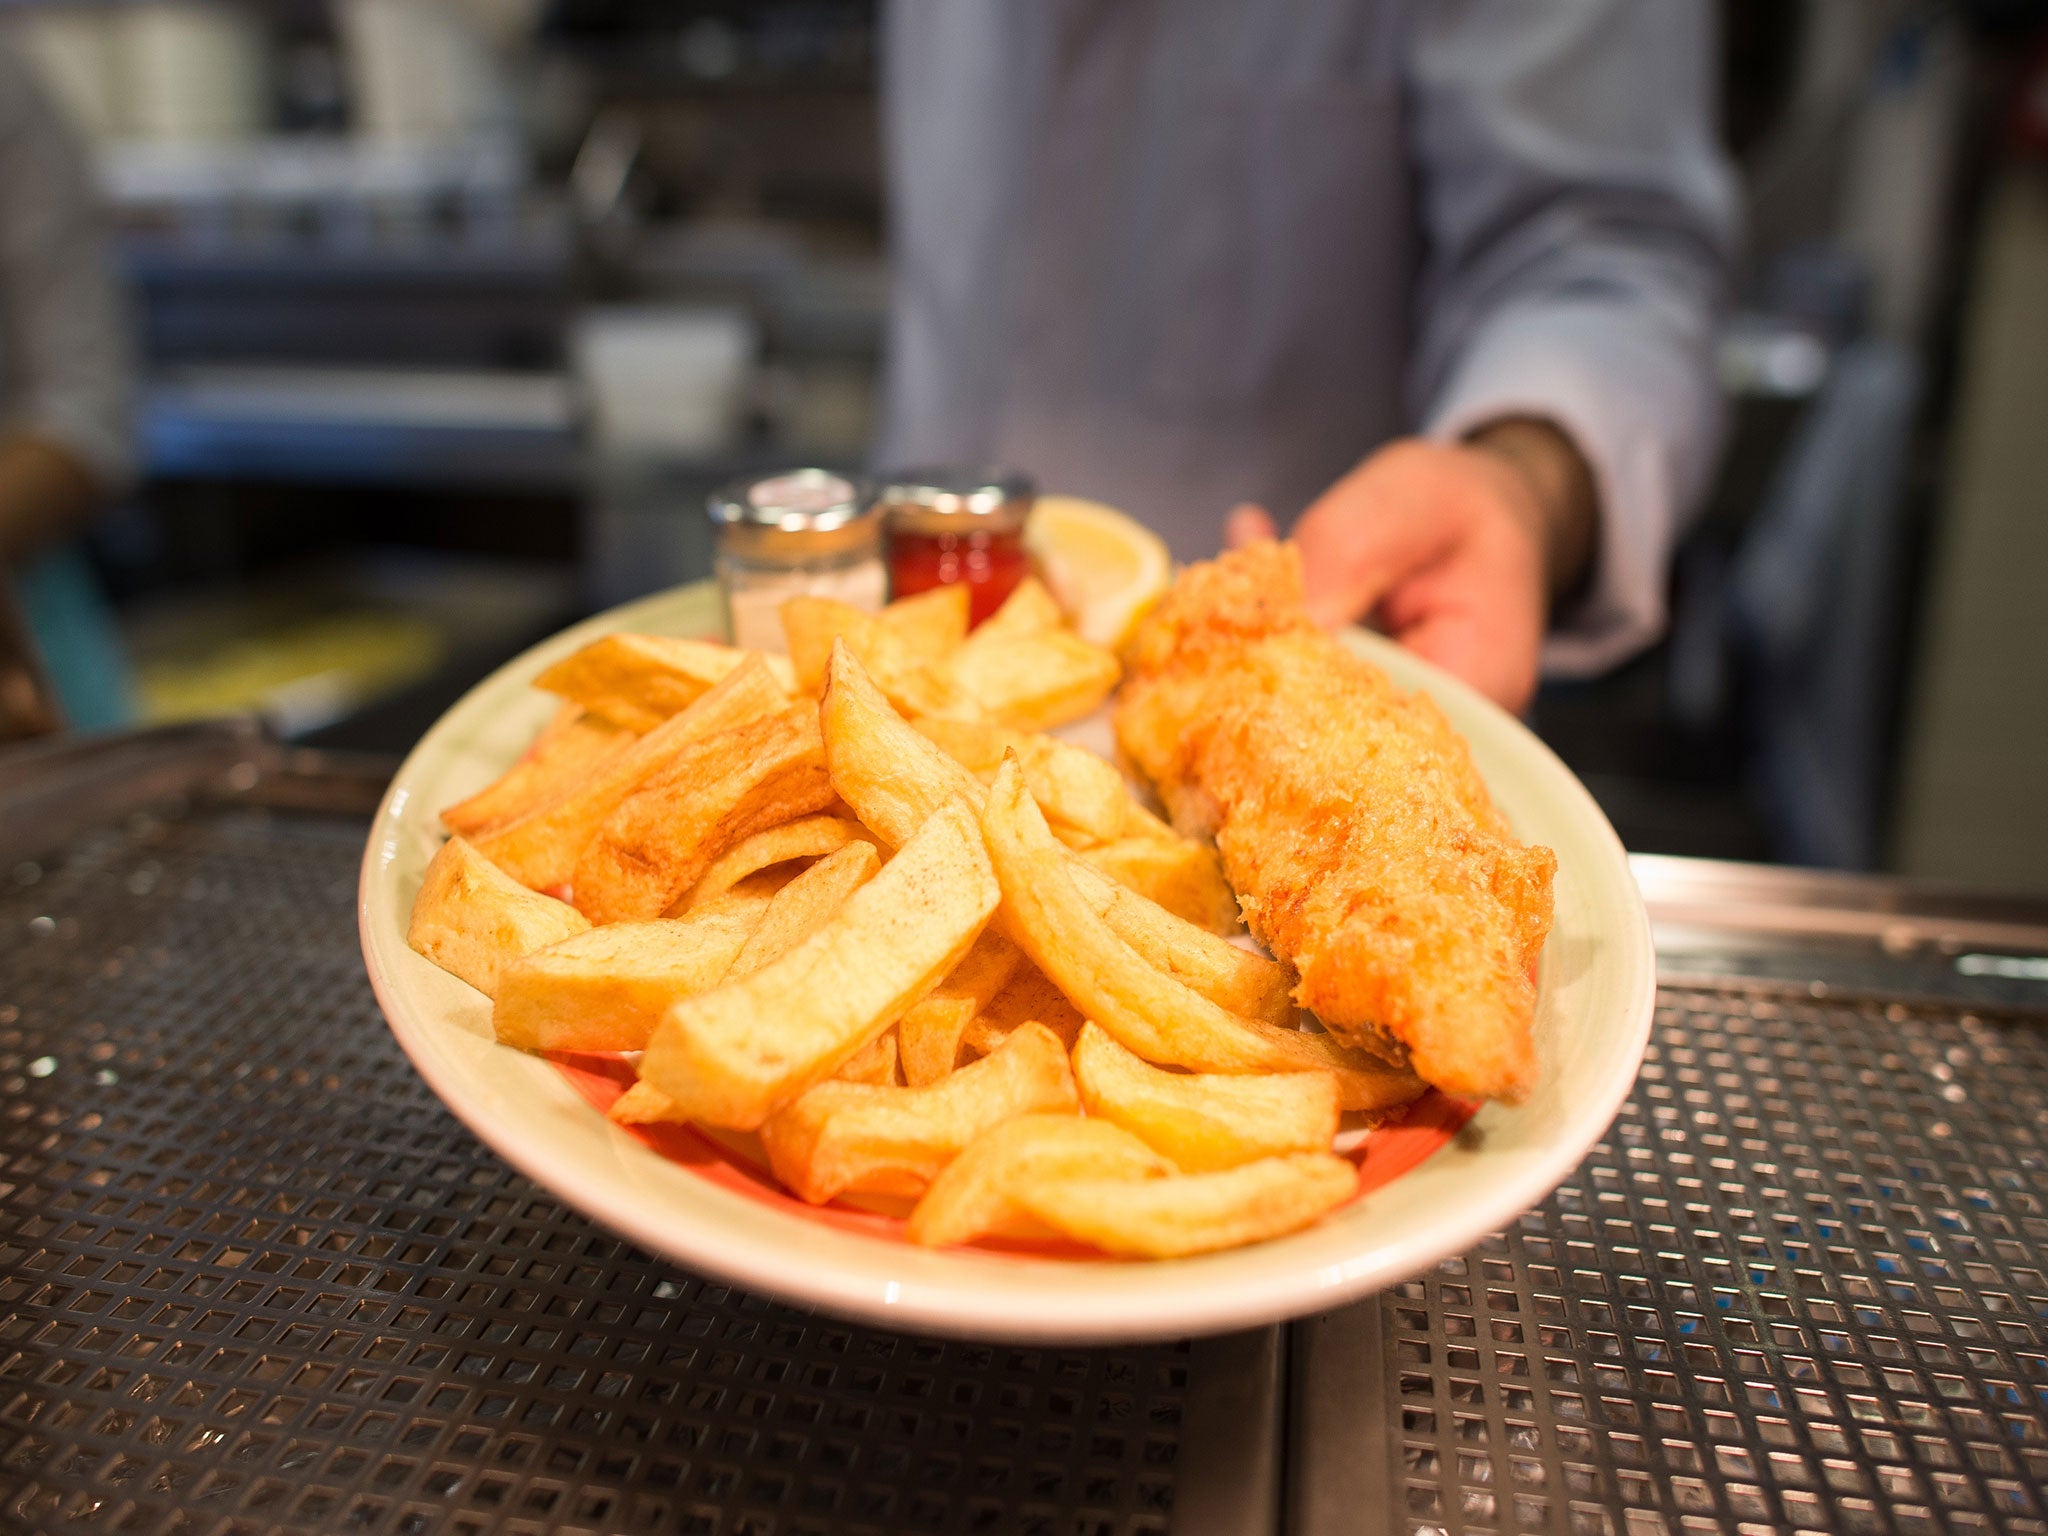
[1023,495,1172,650]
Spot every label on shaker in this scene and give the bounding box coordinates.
[726,562,888,654]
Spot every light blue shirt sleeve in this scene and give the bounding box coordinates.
[1405,0,1739,676]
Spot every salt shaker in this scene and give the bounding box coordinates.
[706,469,886,653]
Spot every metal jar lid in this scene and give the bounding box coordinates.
[878,467,1036,536]
[707,469,882,563]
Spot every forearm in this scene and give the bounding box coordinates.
[0,434,104,567]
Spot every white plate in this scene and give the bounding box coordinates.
[358,582,1653,1343]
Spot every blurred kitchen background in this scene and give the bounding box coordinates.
[2,0,2045,894]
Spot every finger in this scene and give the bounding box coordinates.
[1223,503,1277,549]
[1393,611,1535,713]
[1382,570,1543,714]
[1292,455,1463,629]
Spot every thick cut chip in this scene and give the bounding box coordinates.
[535,632,795,730]
[640,798,1000,1128]
[674,815,876,914]
[408,837,591,998]
[781,594,965,716]
[897,996,976,1088]
[962,963,1086,1055]
[608,853,878,1123]
[727,841,881,977]
[820,642,985,848]
[915,718,1130,846]
[834,1028,901,1087]
[879,584,970,661]
[826,646,1290,1022]
[897,929,1023,1085]
[1066,861,1292,1025]
[615,1009,898,1134]
[968,576,1066,644]
[907,1114,1174,1247]
[983,756,1422,1108]
[945,627,1120,732]
[760,1021,1077,1203]
[1081,836,1242,936]
[1071,1023,1346,1171]
[476,656,788,891]
[441,703,633,839]
[573,707,836,924]
[608,1081,673,1124]
[1017,1153,1359,1258]
[492,900,767,1052]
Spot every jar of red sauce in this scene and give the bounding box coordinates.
[880,468,1035,627]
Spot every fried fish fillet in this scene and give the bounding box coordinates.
[1114,542,1554,1102]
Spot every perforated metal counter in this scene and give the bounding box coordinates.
[1,727,2044,1536]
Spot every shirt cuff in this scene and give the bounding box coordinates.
[1422,298,1721,678]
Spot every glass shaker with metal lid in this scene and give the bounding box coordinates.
[880,467,1035,626]
[706,469,886,653]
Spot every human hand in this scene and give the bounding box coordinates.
[1224,421,1595,714]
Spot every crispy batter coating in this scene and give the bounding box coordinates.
[1115,542,1554,1101]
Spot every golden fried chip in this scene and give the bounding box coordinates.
[441,703,634,839]
[1071,1023,1344,1171]
[982,756,1420,1107]
[674,814,877,914]
[915,718,1130,846]
[760,1021,1077,1203]
[607,1080,673,1124]
[1066,861,1292,1025]
[962,962,1086,1055]
[613,911,897,1127]
[970,576,1065,643]
[476,656,787,891]
[879,584,970,662]
[573,707,836,924]
[1080,836,1242,936]
[727,840,882,977]
[820,642,985,848]
[780,594,966,716]
[833,1028,901,1087]
[897,996,975,1087]
[534,632,795,731]
[896,930,1023,1085]
[907,1114,1173,1247]
[945,628,1119,732]
[407,837,590,998]
[1017,1152,1358,1258]
[492,900,768,1052]
[825,646,1290,1022]
[640,798,1000,1129]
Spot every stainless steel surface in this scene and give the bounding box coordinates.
[7,734,2047,1536]
[1637,853,2048,1015]
[1634,853,2048,955]
[0,719,390,867]
[1178,1330,1285,1536]
[1291,863,2048,1536]
[0,745,1262,1534]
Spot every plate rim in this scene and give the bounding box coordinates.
[358,581,1653,1343]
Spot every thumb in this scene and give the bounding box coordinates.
[1223,503,1277,549]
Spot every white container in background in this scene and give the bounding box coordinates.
[10,10,127,141]
[121,2,269,142]
[572,305,756,458]
[335,0,519,143]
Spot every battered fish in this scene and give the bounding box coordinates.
[1114,542,1554,1102]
